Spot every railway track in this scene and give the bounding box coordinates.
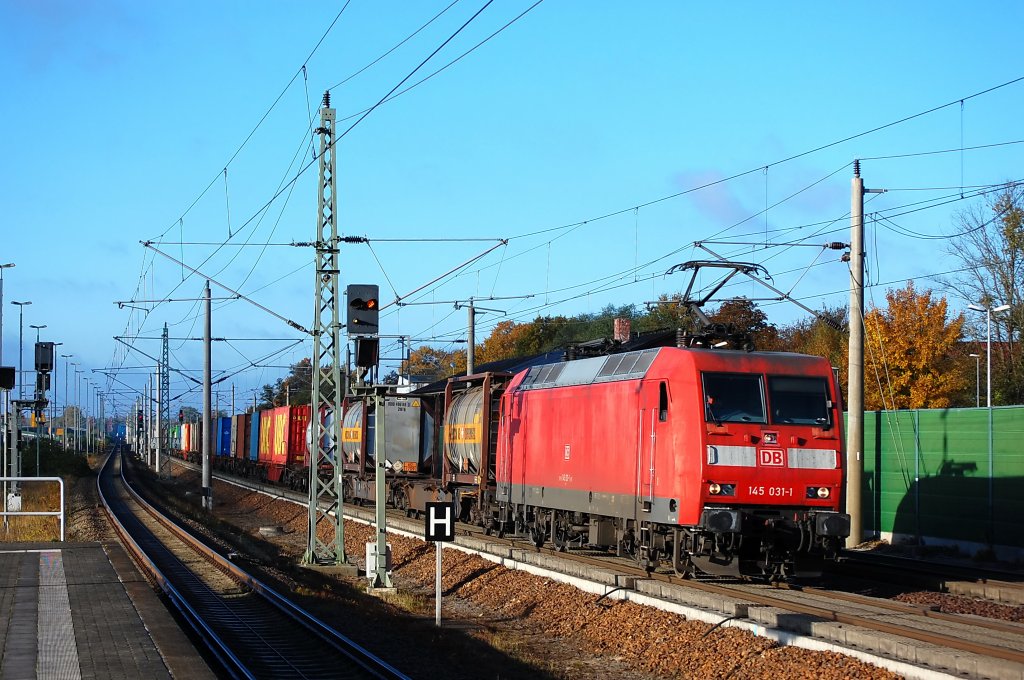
[169,457,1024,677]
[99,447,409,680]
[503,538,1024,667]
[832,549,1024,600]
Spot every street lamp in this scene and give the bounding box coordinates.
[82,376,89,455]
[11,301,31,399]
[48,343,62,438]
[29,325,46,410]
[0,263,15,366]
[967,303,1011,408]
[74,367,81,451]
[61,355,74,450]
[969,353,980,408]
[967,301,1011,545]
[0,264,13,501]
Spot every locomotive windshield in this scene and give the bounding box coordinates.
[701,373,766,424]
[768,376,831,426]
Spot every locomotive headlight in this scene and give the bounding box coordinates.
[817,486,830,499]
[708,482,722,495]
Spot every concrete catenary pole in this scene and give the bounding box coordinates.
[846,160,865,548]
[202,281,212,510]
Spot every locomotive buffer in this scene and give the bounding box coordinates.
[424,501,455,627]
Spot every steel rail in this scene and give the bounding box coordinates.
[174,457,1024,667]
[836,549,1024,586]
[100,448,409,679]
[97,450,252,678]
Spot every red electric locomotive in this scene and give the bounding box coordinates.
[489,346,850,580]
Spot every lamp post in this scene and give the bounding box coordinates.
[29,323,46,409]
[74,368,81,452]
[47,343,62,438]
[83,377,90,455]
[967,301,1011,545]
[11,301,31,399]
[28,325,46,476]
[0,264,13,503]
[969,353,980,408]
[62,355,74,450]
[967,303,1011,408]
[0,263,15,366]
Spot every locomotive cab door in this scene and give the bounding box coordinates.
[636,380,669,520]
[497,389,525,509]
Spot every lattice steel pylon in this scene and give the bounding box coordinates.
[159,322,171,477]
[304,92,347,565]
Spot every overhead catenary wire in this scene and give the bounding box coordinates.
[121,47,1024,395]
[142,0,510,340]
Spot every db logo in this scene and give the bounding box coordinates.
[759,449,785,466]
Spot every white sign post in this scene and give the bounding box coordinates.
[424,501,455,627]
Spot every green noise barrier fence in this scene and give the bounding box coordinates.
[853,406,1024,551]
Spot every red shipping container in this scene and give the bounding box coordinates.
[258,405,311,470]
[232,413,251,459]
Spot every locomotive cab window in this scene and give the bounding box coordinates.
[701,373,766,424]
[659,382,668,421]
[768,376,830,427]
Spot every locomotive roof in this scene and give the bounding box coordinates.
[513,346,830,392]
[515,348,660,391]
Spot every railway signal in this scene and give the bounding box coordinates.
[346,284,379,335]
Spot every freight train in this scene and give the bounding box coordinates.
[166,345,850,580]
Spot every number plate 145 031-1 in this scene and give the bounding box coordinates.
[747,486,794,498]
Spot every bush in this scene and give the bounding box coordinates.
[15,438,93,478]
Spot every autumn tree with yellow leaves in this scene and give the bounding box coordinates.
[863,282,970,410]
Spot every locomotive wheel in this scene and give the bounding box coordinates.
[551,512,572,552]
[530,522,545,548]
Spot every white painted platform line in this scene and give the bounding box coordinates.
[38,551,82,680]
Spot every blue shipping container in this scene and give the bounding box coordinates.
[248,411,260,461]
[216,416,232,456]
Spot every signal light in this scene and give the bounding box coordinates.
[354,337,379,370]
[346,284,380,335]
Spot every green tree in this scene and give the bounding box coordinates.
[945,183,1023,404]
[636,293,699,333]
[864,282,969,410]
[256,357,313,409]
[708,298,781,350]
[402,346,466,383]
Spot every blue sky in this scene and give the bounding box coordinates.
[2,1,1022,418]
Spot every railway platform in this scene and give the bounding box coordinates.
[0,541,214,680]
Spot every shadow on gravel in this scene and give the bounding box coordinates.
[122,454,563,680]
[443,563,500,597]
